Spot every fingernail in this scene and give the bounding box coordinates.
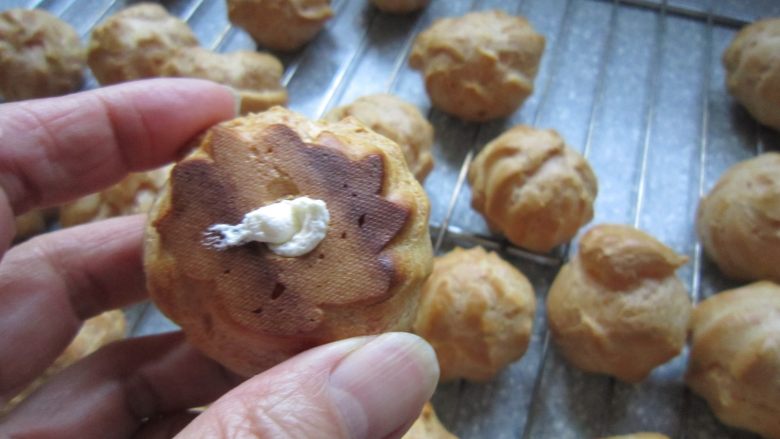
[223,85,241,116]
[328,332,440,439]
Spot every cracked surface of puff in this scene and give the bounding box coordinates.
[324,93,434,182]
[723,18,780,130]
[401,402,458,439]
[686,281,780,439]
[1,310,126,415]
[696,152,780,283]
[468,125,597,253]
[0,9,85,101]
[371,0,429,14]
[409,10,545,121]
[59,165,172,227]
[547,224,691,383]
[413,246,536,382]
[87,2,198,85]
[160,47,288,115]
[227,0,332,51]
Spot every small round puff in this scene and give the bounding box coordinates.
[371,0,428,14]
[324,94,434,182]
[226,0,332,51]
[0,9,85,101]
[697,153,780,283]
[413,246,536,382]
[2,310,126,415]
[687,281,780,439]
[723,18,780,130]
[160,47,288,114]
[144,107,432,376]
[60,166,172,227]
[409,10,545,121]
[601,434,670,439]
[87,3,198,85]
[468,125,597,253]
[547,224,691,383]
[401,402,458,439]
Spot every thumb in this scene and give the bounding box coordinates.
[177,333,440,439]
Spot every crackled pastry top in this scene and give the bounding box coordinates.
[325,94,434,182]
[409,10,545,121]
[413,246,535,382]
[468,125,597,253]
[0,9,85,101]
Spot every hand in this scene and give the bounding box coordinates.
[0,79,439,439]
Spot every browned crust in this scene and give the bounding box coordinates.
[144,108,432,376]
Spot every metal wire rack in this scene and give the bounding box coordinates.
[4,0,780,437]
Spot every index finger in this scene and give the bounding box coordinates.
[0,78,237,216]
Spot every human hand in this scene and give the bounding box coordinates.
[0,78,439,438]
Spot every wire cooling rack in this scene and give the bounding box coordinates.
[5,0,779,437]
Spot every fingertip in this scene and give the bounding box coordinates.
[328,332,440,439]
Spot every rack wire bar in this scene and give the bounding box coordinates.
[593,0,748,28]
[521,2,621,437]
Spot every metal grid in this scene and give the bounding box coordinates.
[4,0,780,437]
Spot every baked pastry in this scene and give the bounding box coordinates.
[60,165,172,227]
[401,402,458,439]
[371,0,428,14]
[1,310,126,415]
[324,94,434,182]
[0,9,85,101]
[413,246,535,382]
[697,152,780,283]
[687,281,780,439]
[723,18,780,130]
[226,0,332,51]
[144,107,432,376]
[160,47,287,115]
[409,10,545,121]
[601,434,669,439]
[547,224,691,383]
[468,125,597,253]
[14,210,47,240]
[87,3,198,85]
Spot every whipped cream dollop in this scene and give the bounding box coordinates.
[204,196,330,257]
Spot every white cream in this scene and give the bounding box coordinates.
[204,196,329,257]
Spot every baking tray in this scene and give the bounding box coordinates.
[3,0,780,437]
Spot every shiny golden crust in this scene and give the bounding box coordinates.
[468,125,597,253]
[0,9,85,101]
[413,246,535,382]
[60,165,172,227]
[600,434,670,439]
[324,94,434,182]
[723,18,780,130]
[696,152,780,283]
[409,10,545,121]
[160,47,287,115]
[1,310,126,415]
[686,281,780,439]
[401,402,458,439]
[547,224,691,383]
[87,3,198,85]
[371,0,428,14]
[144,107,432,376]
[227,0,332,51]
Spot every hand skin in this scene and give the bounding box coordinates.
[0,78,439,439]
